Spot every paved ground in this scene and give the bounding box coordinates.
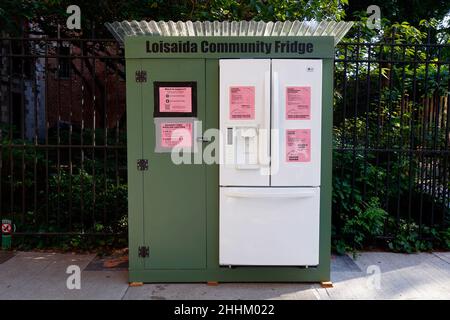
[0,251,449,300]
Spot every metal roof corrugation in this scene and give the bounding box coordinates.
[105,20,354,46]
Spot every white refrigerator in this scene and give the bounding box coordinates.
[219,59,322,266]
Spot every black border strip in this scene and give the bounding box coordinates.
[154,81,197,117]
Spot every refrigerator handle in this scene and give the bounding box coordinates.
[273,71,280,129]
[225,190,315,199]
[258,71,271,172]
[271,71,280,176]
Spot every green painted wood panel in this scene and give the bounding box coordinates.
[318,58,333,281]
[126,59,145,272]
[205,59,220,272]
[141,59,207,270]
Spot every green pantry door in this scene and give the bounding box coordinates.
[141,59,206,269]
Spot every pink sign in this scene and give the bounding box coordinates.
[286,86,311,120]
[160,122,193,148]
[159,87,192,113]
[229,86,255,120]
[286,129,311,162]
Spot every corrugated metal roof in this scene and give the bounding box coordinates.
[105,20,353,46]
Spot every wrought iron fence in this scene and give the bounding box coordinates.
[0,37,127,247]
[334,39,450,238]
[0,36,449,245]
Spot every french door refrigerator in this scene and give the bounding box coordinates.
[219,59,322,266]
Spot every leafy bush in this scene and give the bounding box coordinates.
[46,167,127,229]
[440,228,450,249]
[1,124,128,251]
[334,197,387,255]
[11,165,128,251]
[387,220,434,253]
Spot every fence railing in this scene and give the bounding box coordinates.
[333,40,450,237]
[0,38,127,247]
[0,37,449,246]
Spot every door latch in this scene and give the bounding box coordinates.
[138,246,149,258]
[137,159,149,171]
[196,136,212,142]
[135,70,147,82]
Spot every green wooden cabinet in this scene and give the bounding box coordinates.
[126,36,334,283]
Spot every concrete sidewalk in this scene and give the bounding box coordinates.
[0,251,449,300]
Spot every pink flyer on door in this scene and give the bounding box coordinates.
[159,87,192,113]
[286,129,311,162]
[285,86,311,120]
[229,86,255,120]
[160,122,193,148]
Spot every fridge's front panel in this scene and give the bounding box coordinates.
[219,187,320,266]
[218,59,323,267]
[219,59,271,187]
[271,59,322,187]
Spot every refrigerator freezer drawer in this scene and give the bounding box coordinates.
[219,187,320,266]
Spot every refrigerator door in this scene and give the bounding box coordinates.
[219,59,271,186]
[219,187,320,266]
[271,59,322,187]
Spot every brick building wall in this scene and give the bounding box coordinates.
[45,43,126,131]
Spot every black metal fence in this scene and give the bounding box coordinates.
[0,37,127,247]
[334,39,450,239]
[0,36,449,246]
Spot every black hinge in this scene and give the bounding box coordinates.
[135,70,147,82]
[138,246,149,258]
[137,159,148,171]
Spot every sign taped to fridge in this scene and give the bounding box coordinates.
[229,86,255,120]
[285,86,311,120]
[285,129,311,162]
